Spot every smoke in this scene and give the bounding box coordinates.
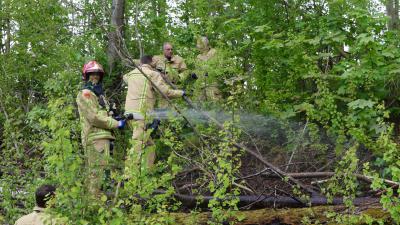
[151,107,320,146]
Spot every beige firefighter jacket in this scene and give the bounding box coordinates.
[153,55,187,73]
[123,64,184,118]
[76,89,119,147]
[197,48,217,62]
[153,55,187,83]
[14,206,59,225]
[193,48,225,101]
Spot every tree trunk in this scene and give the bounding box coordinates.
[387,0,399,30]
[4,18,10,54]
[133,0,143,57]
[396,0,399,28]
[0,1,11,53]
[0,0,3,54]
[107,0,125,74]
[3,0,11,54]
[170,205,389,225]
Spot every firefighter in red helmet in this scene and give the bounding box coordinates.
[76,60,125,197]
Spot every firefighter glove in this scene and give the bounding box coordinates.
[145,119,161,131]
[190,73,198,80]
[118,120,126,129]
[124,113,134,120]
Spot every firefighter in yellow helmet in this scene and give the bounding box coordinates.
[123,55,185,171]
[76,60,126,197]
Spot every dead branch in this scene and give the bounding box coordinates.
[264,172,399,187]
[239,167,272,180]
[285,119,308,172]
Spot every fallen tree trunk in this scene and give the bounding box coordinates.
[169,205,389,225]
[175,194,378,209]
[153,190,379,209]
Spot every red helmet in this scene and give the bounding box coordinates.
[82,60,105,80]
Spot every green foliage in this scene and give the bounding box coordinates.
[2,0,400,224]
[207,121,242,224]
[323,144,359,209]
[363,125,400,223]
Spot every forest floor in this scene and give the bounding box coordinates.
[170,203,389,224]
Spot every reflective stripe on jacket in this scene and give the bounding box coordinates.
[76,89,118,147]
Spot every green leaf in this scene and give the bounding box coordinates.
[100,195,107,202]
[357,33,374,46]
[332,34,346,42]
[389,68,400,75]
[294,103,314,112]
[347,99,375,109]
[382,49,395,58]
[305,36,320,45]
[254,24,270,33]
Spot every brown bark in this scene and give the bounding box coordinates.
[396,0,399,29]
[170,205,389,225]
[107,0,125,74]
[133,0,143,57]
[387,0,400,30]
